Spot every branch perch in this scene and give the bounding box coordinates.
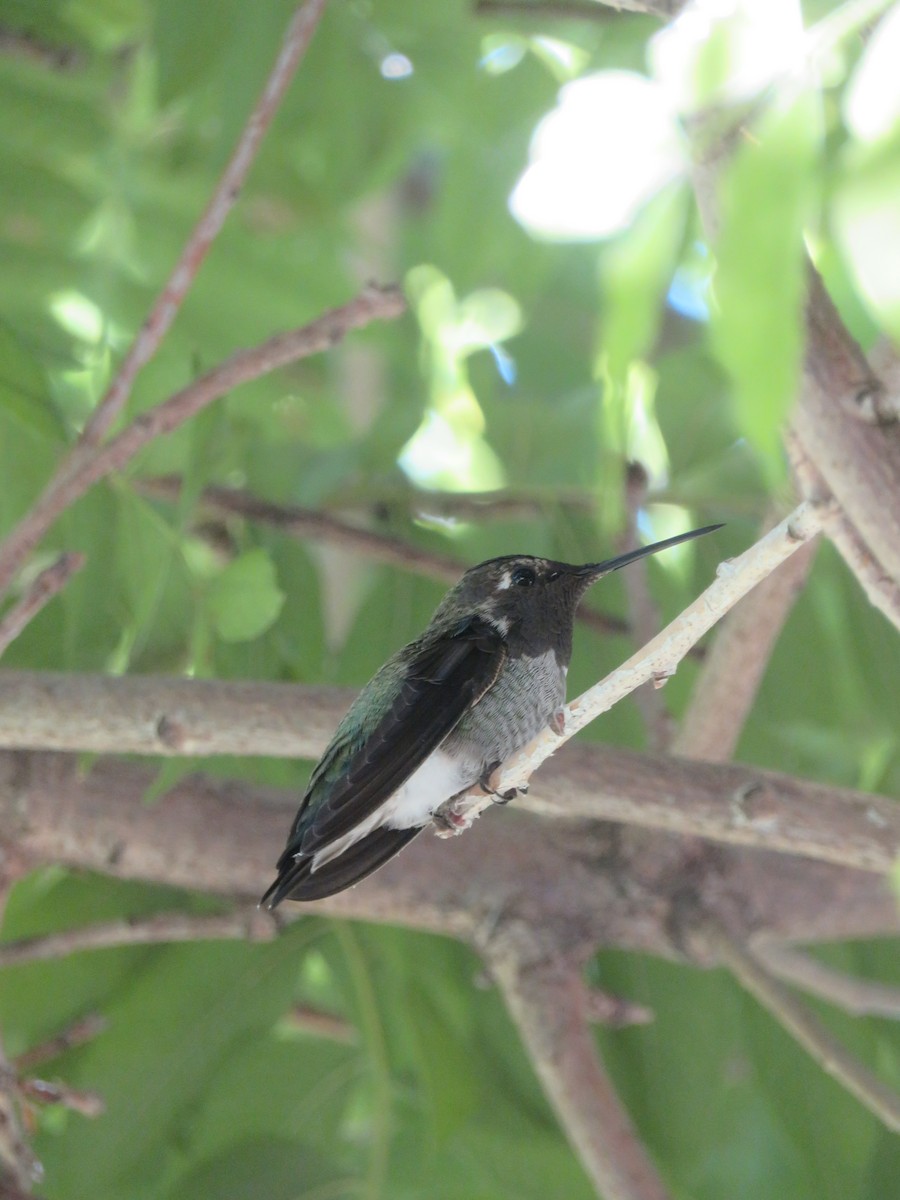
[755,944,900,1020]
[439,500,828,828]
[2,672,899,875]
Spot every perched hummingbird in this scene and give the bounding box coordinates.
[262,524,720,906]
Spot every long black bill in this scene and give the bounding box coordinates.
[577,523,723,579]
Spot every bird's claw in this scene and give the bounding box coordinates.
[478,760,520,805]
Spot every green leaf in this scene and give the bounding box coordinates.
[205,549,285,644]
[711,91,821,482]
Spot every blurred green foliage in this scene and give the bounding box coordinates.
[0,0,899,1197]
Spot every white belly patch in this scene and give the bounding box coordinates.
[310,748,473,871]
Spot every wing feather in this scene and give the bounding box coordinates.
[264,615,506,906]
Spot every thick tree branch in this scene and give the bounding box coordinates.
[2,672,899,875]
[487,946,671,1200]
[787,429,900,631]
[3,751,899,953]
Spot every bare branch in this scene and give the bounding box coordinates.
[787,430,900,632]
[673,516,816,761]
[474,0,685,19]
[0,285,404,605]
[14,1016,107,1072]
[0,0,344,610]
[754,944,900,1020]
[4,751,900,953]
[440,500,828,829]
[17,1078,104,1119]
[0,909,275,969]
[707,920,900,1133]
[583,989,654,1029]
[619,463,672,752]
[2,672,899,876]
[81,0,329,447]
[0,1045,39,1193]
[0,554,84,660]
[0,28,84,71]
[137,475,630,638]
[486,945,671,1200]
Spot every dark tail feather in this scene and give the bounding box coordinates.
[261,826,423,907]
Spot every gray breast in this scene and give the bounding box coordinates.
[445,649,566,773]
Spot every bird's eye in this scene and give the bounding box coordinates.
[511,565,536,587]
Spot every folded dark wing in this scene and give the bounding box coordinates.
[298,615,505,857]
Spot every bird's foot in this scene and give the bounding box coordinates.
[548,707,566,737]
[432,806,472,837]
[479,761,520,805]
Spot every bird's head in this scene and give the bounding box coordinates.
[433,524,722,656]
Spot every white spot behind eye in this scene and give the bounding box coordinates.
[497,571,512,591]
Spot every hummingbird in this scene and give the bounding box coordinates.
[262,523,721,906]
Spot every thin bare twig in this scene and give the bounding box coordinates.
[0,285,404,605]
[136,475,630,638]
[439,500,828,829]
[82,0,329,447]
[475,0,684,18]
[0,909,275,969]
[17,1078,104,1119]
[673,514,816,761]
[707,920,900,1132]
[286,1006,358,1043]
[754,944,900,1020]
[0,0,332,607]
[0,28,84,71]
[0,554,85,660]
[583,988,654,1029]
[619,463,672,751]
[14,1016,108,1072]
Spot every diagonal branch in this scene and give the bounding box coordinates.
[136,475,630,638]
[673,513,816,761]
[0,0,333,606]
[0,909,275,968]
[0,285,404,605]
[754,944,900,1020]
[0,553,84,660]
[81,0,329,447]
[706,919,900,1133]
[440,500,828,829]
[486,944,671,1200]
